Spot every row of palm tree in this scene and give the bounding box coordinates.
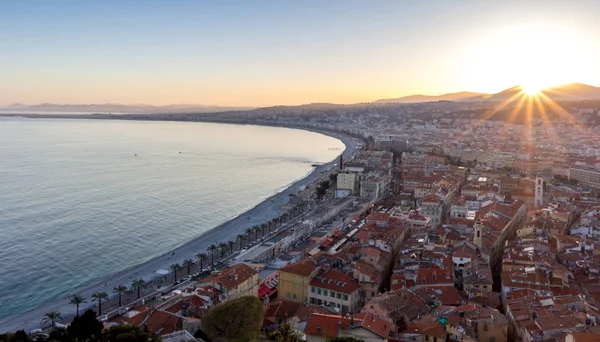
[46,199,312,328]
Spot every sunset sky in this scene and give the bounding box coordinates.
[1,0,600,107]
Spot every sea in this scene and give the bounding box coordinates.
[0,117,344,322]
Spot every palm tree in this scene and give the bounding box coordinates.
[196,252,207,270]
[113,284,127,307]
[69,294,86,316]
[42,311,62,328]
[182,258,195,275]
[236,234,245,250]
[170,263,181,282]
[245,228,253,241]
[207,244,218,263]
[253,226,261,240]
[91,292,108,315]
[131,279,146,299]
[260,223,268,237]
[218,242,228,258]
[228,240,235,254]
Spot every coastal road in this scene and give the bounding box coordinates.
[0,131,359,333]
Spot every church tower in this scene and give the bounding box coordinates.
[535,176,544,208]
[473,220,483,248]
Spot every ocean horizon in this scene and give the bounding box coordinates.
[0,117,345,323]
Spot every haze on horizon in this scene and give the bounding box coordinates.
[2,0,600,108]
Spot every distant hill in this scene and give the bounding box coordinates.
[376,83,600,104]
[375,91,486,103]
[0,103,255,114]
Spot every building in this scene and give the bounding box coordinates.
[304,312,392,342]
[337,172,358,198]
[201,264,259,301]
[570,165,600,189]
[309,268,363,313]
[535,176,544,208]
[278,259,320,304]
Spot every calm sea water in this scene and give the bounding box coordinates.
[0,117,344,320]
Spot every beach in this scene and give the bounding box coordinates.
[0,126,357,333]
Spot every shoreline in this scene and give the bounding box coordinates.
[0,119,358,333]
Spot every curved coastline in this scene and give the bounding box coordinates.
[0,120,358,333]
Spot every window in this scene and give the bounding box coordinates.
[330,291,335,298]
[286,292,290,299]
[484,324,488,331]
[337,293,342,299]
[489,338,495,342]
[317,288,322,295]
[343,294,348,300]
[371,292,375,297]
[293,293,296,299]
[311,286,315,293]
[323,290,328,296]
[362,276,365,281]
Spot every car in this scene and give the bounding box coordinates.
[241,248,247,252]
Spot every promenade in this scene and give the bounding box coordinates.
[0,130,359,334]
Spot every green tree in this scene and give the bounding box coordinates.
[104,325,160,342]
[208,244,218,263]
[0,330,28,342]
[170,263,181,282]
[67,309,103,342]
[218,242,228,258]
[236,234,245,250]
[272,321,302,342]
[228,240,235,254]
[201,296,264,342]
[196,252,207,270]
[91,291,108,316]
[327,337,363,342]
[113,284,127,307]
[131,278,146,299]
[183,258,195,275]
[68,294,86,317]
[42,311,62,328]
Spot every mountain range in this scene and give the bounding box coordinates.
[375,83,600,103]
[0,103,254,114]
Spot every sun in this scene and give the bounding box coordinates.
[521,83,543,95]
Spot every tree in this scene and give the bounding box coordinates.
[68,294,86,317]
[105,325,160,342]
[208,244,218,263]
[218,242,228,258]
[67,309,103,342]
[196,252,207,270]
[91,291,108,316]
[113,284,127,307]
[131,278,146,299]
[260,223,268,237]
[271,321,302,342]
[236,234,245,250]
[253,226,261,240]
[327,337,362,342]
[183,258,195,275]
[228,240,235,254]
[201,296,264,342]
[170,263,181,282]
[42,311,62,328]
[0,330,28,342]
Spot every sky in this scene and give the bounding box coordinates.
[1,0,600,107]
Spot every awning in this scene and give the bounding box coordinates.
[321,238,334,248]
[333,230,342,237]
[258,285,271,298]
[267,288,277,297]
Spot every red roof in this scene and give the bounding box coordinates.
[321,238,334,248]
[310,269,362,294]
